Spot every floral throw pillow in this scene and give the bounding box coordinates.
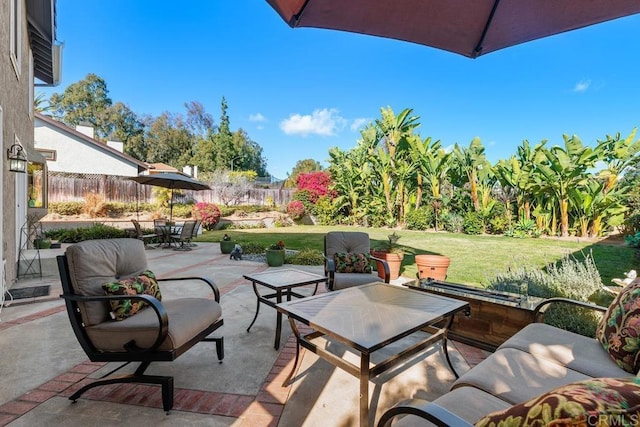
[334,252,372,274]
[596,279,640,374]
[475,377,640,427]
[102,270,162,321]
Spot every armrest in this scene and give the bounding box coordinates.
[60,293,168,352]
[370,255,391,283]
[157,276,220,302]
[324,255,336,274]
[377,399,473,427]
[533,297,607,323]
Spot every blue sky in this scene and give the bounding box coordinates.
[42,1,640,179]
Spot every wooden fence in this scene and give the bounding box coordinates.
[47,173,294,206]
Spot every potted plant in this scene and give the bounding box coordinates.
[266,240,286,267]
[415,254,451,281]
[219,233,236,254]
[371,232,404,280]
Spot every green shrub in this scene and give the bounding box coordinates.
[488,216,510,235]
[168,203,194,219]
[487,252,603,336]
[625,231,640,248]
[313,196,341,225]
[463,211,484,235]
[240,242,265,254]
[405,206,435,230]
[104,202,128,215]
[442,213,464,233]
[44,223,128,243]
[49,201,84,216]
[287,248,324,265]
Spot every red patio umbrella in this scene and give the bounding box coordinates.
[266,0,640,58]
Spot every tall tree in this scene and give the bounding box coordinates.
[49,73,113,138]
[285,159,324,188]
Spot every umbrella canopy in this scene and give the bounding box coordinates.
[130,173,210,223]
[266,0,640,58]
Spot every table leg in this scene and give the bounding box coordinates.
[282,317,301,387]
[274,290,283,350]
[442,314,459,378]
[246,281,261,333]
[360,352,371,427]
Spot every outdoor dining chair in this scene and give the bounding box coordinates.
[130,219,159,249]
[57,238,224,413]
[324,231,390,290]
[170,219,197,251]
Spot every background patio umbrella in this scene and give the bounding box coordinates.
[266,0,640,58]
[129,173,210,223]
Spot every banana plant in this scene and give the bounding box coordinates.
[451,138,492,212]
[534,135,601,237]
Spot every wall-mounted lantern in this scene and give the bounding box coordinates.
[8,143,27,173]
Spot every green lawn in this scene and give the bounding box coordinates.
[198,226,637,287]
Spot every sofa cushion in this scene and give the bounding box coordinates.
[596,279,640,374]
[334,252,372,274]
[392,386,512,427]
[474,377,640,427]
[86,298,222,352]
[452,348,590,405]
[499,323,627,378]
[331,272,379,290]
[65,239,148,326]
[102,270,162,321]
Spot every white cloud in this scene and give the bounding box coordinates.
[350,117,370,132]
[573,79,591,93]
[280,108,346,136]
[249,113,267,122]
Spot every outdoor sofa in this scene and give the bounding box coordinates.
[379,282,640,426]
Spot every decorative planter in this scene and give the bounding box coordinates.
[371,251,404,280]
[220,240,236,254]
[265,249,285,267]
[415,254,451,281]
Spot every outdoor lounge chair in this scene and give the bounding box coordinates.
[324,231,390,291]
[130,219,159,248]
[57,238,224,412]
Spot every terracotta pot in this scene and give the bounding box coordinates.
[220,240,236,254]
[371,250,404,280]
[266,249,285,267]
[415,254,451,281]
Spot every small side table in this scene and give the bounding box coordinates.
[244,269,327,350]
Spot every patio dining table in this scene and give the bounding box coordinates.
[155,223,183,248]
[277,282,469,427]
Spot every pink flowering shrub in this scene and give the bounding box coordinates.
[296,171,335,203]
[192,202,221,231]
[287,200,306,220]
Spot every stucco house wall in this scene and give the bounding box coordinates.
[1,0,35,286]
[35,113,147,176]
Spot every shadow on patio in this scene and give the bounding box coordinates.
[0,243,488,426]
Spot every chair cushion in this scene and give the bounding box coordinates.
[325,231,371,256]
[596,278,640,374]
[86,298,222,352]
[474,377,640,427]
[65,239,149,326]
[331,272,379,290]
[102,270,162,321]
[334,252,372,274]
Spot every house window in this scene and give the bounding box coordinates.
[37,149,56,161]
[28,162,46,208]
[10,0,23,78]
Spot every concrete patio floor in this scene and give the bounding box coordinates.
[0,242,489,426]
